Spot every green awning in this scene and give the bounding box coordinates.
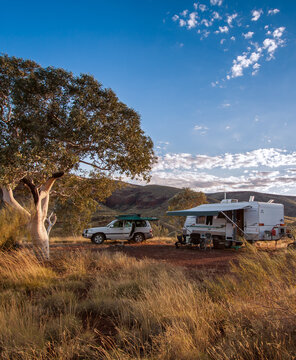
[116,214,159,221]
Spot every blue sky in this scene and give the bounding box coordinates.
[1,0,296,194]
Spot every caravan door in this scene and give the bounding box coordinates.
[244,207,259,239]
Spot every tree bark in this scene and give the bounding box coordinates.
[1,173,63,260]
[30,204,50,260]
[1,186,31,218]
[22,172,64,260]
[47,212,57,235]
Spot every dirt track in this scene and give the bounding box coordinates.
[50,240,239,272]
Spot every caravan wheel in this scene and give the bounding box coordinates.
[212,236,225,249]
[224,240,233,249]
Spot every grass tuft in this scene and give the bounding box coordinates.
[0,246,296,359]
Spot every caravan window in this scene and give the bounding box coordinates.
[196,216,206,224]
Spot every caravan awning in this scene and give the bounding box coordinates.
[166,202,251,217]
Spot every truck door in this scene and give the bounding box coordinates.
[123,221,132,239]
[108,220,125,240]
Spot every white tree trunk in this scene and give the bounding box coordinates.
[47,212,57,235]
[30,208,50,260]
[2,173,63,260]
[1,186,30,217]
[28,174,63,260]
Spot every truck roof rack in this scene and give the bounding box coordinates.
[116,214,159,221]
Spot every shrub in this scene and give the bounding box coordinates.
[0,206,30,250]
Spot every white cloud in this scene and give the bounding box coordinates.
[273,27,285,38]
[228,26,286,79]
[171,4,286,82]
[201,30,210,39]
[199,4,207,12]
[252,63,261,75]
[230,51,262,78]
[179,19,186,27]
[210,0,223,6]
[201,19,212,27]
[154,149,296,171]
[263,38,277,54]
[144,149,296,193]
[222,103,231,108]
[227,13,238,26]
[218,26,229,33]
[225,126,230,130]
[251,9,263,21]
[212,11,221,20]
[194,125,209,135]
[268,9,280,16]
[243,31,254,39]
[187,12,198,29]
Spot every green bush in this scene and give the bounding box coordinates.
[0,207,30,250]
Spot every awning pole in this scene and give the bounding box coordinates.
[221,211,246,237]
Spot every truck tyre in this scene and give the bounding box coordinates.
[91,233,105,245]
[133,233,145,243]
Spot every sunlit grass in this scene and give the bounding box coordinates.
[0,246,296,359]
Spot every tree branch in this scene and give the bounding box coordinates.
[22,178,39,205]
[1,186,31,217]
[39,172,64,221]
[46,212,57,235]
[79,159,107,171]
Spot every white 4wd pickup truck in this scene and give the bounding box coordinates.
[82,215,157,244]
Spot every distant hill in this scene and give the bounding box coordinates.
[105,183,181,217]
[104,184,296,217]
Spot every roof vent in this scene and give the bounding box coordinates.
[221,199,238,204]
[249,196,255,202]
[268,199,274,203]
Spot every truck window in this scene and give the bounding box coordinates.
[135,220,147,227]
[124,221,132,228]
[112,221,123,228]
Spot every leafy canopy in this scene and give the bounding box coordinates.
[0,55,155,186]
[167,188,207,229]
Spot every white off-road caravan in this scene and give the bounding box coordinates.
[167,197,290,249]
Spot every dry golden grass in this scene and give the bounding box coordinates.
[0,246,296,359]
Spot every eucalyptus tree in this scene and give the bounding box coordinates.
[0,55,155,259]
[167,188,207,229]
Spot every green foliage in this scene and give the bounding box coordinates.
[0,55,155,186]
[167,187,208,229]
[0,54,155,238]
[51,174,120,235]
[151,222,170,238]
[0,207,30,250]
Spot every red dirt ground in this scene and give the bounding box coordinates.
[50,241,239,272]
